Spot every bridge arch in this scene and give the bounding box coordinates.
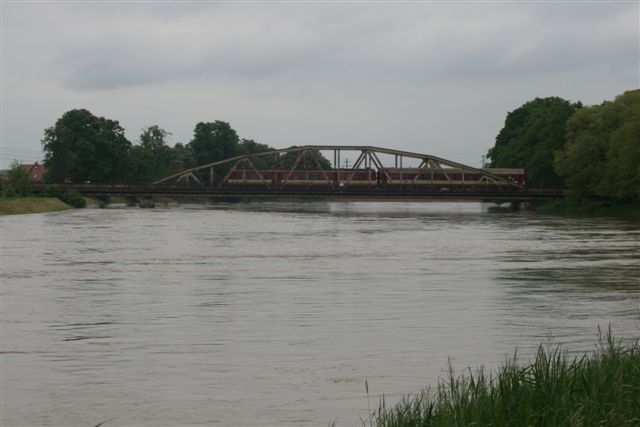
[151,145,523,192]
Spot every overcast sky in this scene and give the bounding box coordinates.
[1,1,638,169]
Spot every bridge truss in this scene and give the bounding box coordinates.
[151,145,523,193]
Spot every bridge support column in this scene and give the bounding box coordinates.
[139,197,155,209]
[96,196,110,208]
[511,201,535,211]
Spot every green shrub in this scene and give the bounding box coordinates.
[45,184,62,198]
[4,185,17,198]
[60,190,86,208]
[8,160,31,196]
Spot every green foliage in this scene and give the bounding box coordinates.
[42,109,132,183]
[187,121,245,182]
[186,124,333,183]
[190,121,241,165]
[171,142,196,171]
[487,97,582,188]
[556,89,640,201]
[39,110,333,187]
[45,184,62,198]
[40,183,84,207]
[7,160,31,196]
[41,110,200,185]
[3,183,17,198]
[604,120,640,199]
[59,190,86,208]
[240,138,272,155]
[128,125,182,183]
[371,332,640,427]
[240,138,276,169]
[279,147,332,170]
[238,141,333,170]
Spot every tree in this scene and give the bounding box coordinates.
[42,109,96,182]
[42,109,132,183]
[240,138,277,169]
[140,125,172,153]
[190,121,241,166]
[554,107,609,197]
[555,89,640,201]
[128,126,177,183]
[279,147,332,170]
[603,120,640,200]
[172,143,196,171]
[487,97,582,188]
[7,160,31,196]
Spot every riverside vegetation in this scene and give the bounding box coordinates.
[33,88,638,213]
[4,88,637,215]
[366,331,640,427]
[0,160,85,215]
[487,89,639,213]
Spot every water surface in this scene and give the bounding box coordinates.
[2,202,639,426]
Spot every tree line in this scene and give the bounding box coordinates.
[487,89,639,202]
[39,88,638,204]
[40,109,332,185]
[41,109,275,184]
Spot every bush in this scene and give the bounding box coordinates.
[59,190,86,208]
[3,184,17,198]
[45,184,62,198]
[7,160,31,196]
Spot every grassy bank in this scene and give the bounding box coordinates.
[369,333,640,426]
[0,197,72,215]
[535,199,640,219]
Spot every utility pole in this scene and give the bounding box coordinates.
[481,154,486,168]
[344,159,350,169]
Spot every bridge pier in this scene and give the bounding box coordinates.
[511,201,535,211]
[139,197,155,209]
[96,196,110,208]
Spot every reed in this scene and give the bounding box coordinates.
[369,330,640,426]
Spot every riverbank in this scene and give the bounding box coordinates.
[535,199,640,219]
[369,333,640,426]
[0,197,72,215]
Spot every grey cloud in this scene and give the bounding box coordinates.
[47,2,637,92]
[1,1,637,169]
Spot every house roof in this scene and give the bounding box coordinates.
[20,163,46,182]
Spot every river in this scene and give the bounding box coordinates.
[1,201,639,426]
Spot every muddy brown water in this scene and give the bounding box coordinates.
[2,202,639,426]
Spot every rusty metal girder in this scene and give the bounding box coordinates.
[151,145,523,190]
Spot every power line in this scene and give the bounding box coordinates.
[1,145,43,152]
[1,152,43,158]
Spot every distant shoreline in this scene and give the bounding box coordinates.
[535,199,640,219]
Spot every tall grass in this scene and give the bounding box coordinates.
[369,331,640,426]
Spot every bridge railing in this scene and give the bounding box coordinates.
[32,182,567,201]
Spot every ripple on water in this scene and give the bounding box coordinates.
[1,202,639,426]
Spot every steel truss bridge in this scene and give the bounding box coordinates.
[47,146,566,202]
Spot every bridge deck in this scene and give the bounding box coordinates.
[36,184,566,202]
